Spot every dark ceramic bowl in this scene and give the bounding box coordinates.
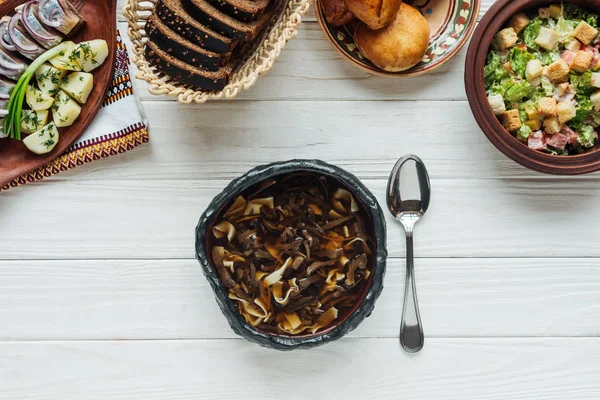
[195,160,387,350]
[465,0,600,175]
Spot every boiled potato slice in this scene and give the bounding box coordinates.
[26,85,54,111]
[49,41,81,71]
[52,90,81,128]
[61,72,93,104]
[21,110,49,134]
[23,122,59,154]
[72,40,109,72]
[35,64,68,95]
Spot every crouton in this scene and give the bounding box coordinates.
[544,117,562,134]
[500,109,522,132]
[565,39,581,52]
[557,101,577,124]
[526,118,543,131]
[549,4,563,18]
[557,82,569,96]
[526,59,544,81]
[592,72,600,88]
[508,12,530,34]
[535,27,561,50]
[493,28,518,51]
[591,90,600,111]
[539,8,550,19]
[570,50,593,72]
[538,97,558,116]
[547,58,570,82]
[488,94,506,115]
[573,21,599,45]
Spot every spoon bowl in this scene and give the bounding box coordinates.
[387,155,431,353]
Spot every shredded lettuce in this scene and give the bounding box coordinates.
[570,71,595,95]
[590,110,600,126]
[579,125,597,148]
[540,76,555,96]
[510,47,535,78]
[523,17,543,50]
[505,80,535,103]
[564,4,598,28]
[555,17,577,42]
[569,94,594,130]
[536,50,559,65]
[484,51,510,89]
[516,125,532,143]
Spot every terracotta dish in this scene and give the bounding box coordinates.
[195,160,387,350]
[316,0,480,77]
[466,0,600,174]
[0,0,117,188]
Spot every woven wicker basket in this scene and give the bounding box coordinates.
[123,0,310,103]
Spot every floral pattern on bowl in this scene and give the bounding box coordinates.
[316,0,481,76]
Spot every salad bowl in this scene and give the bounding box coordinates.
[466,0,600,174]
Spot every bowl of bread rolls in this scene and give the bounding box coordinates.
[316,0,481,76]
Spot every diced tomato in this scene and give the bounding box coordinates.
[581,45,600,69]
[517,43,527,51]
[561,50,576,65]
[528,131,547,151]
[503,61,514,75]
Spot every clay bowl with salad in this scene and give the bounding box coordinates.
[0,0,116,188]
[195,160,387,350]
[466,0,600,174]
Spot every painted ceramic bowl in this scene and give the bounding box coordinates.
[195,160,387,350]
[315,0,481,77]
[465,0,600,174]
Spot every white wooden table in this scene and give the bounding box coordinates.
[2,1,600,398]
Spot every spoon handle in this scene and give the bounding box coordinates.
[400,230,424,353]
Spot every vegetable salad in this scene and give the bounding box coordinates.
[485,4,600,155]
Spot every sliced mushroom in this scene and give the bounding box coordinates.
[320,215,354,231]
[345,253,367,286]
[306,258,339,276]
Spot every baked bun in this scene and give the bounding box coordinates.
[354,3,429,72]
[345,0,401,30]
[321,0,355,26]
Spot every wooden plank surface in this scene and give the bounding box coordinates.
[3,178,600,259]
[1,258,599,340]
[2,0,600,398]
[3,338,600,400]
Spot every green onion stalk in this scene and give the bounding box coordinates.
[4,42,70,140]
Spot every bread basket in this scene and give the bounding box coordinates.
[123,0,309,103]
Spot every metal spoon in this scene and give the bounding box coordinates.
[387,155,431,353]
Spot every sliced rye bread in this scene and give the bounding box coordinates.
[182,0,274,41]
[207,0,270,22]
[155,0,236,55]
[145,40,232,91]
[145,15,230,72]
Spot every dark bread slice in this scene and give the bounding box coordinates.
[207,0,270,22]
[183,0,274,41]
[155,0,235,55]
[145,40,232,91]
[146,15,230,72]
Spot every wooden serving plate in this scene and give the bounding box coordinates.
[0,0,117,187]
